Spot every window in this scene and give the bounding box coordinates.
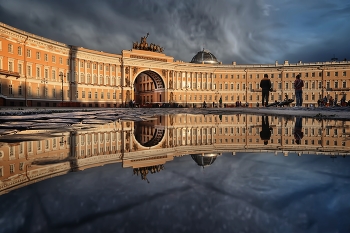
[101,92,104,99]
[343,71,346,76]
[335,72,338,76]
[18,86,22,96]
[9,85,13,95]
[326,72,330,76]
[27,49,31,57]
[59,57,63,64]
[95,92,98,99]
[19,162,24,171]
[18,63,22,74]
[343,81,347,88]
[44,54,48,61]
[52,55,56,63]
[88,91,92,98]
[36,67,40,78]
[100,64,103,70]
[81,61,84,67]
[8,44,13,53]
[18,46,22,55]
[93,63,97,70]
[52,70,56,80]
[82,91,85,98]
[10,164,15,174]
[36,51,40,60]
[8,61,13,72]
[45,69,48,79]
[27,65,32,77]
[76,91,79,98]
[52,88,56,98]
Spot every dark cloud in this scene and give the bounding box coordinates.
[0,0,349,64]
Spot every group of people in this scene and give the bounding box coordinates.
[260,73,304,107]
[317,96,350,107]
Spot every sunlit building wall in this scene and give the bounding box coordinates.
[1,22,350,107]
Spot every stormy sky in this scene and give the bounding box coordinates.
[0,0,349,64]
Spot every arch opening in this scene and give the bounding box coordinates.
[133,70,166,107]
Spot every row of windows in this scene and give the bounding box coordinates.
[80,61,117,72]
[174,71,348,80]
[7,44,66,64]
[77,91,120,100]
[6,44,120,70]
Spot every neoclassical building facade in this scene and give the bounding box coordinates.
[0,22,350,107]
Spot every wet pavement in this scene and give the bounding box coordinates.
[0,108,350,233]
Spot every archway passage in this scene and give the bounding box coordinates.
[134,70,165,107]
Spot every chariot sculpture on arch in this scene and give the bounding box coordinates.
[132,33,164,53]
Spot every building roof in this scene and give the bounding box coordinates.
[190,49,220,64]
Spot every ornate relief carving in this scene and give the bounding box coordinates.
[133,67,138,75]
[169,79,173,89]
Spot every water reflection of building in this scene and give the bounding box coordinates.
[1,114,350,194]
[191,153,219,167]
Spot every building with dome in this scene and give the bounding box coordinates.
[0,22,350,108]
[190,49,220,64]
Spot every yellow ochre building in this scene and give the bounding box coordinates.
[0,22,349,108]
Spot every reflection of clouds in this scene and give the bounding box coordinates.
[1,153,350,232]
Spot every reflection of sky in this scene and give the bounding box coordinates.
[1,152,350,232]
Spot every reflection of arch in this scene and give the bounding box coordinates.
[134,118,166,148]
[143,128,165,147]
[135,70,165,89]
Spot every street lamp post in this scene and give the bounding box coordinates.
[41,78,48,105]
[59,72,66,106]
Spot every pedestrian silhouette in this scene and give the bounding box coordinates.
[294,116,304,144]
[260,115,272,145]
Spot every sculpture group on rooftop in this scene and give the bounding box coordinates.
[133,33,164,53]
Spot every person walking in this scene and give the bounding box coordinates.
[294,74,304,107]
[260,74,272,107]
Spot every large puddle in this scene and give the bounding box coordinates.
[0,113,349,232]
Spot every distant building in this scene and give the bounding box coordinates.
[0,22,349,108]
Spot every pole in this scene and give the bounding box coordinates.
[59,72,66,106]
